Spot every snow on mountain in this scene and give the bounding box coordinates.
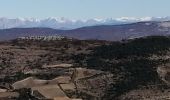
[0,17,170,29]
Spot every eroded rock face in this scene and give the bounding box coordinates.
[157,65,170,86]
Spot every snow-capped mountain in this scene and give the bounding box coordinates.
[0,17,170,29]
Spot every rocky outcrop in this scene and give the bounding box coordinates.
[157,65,170,86]
[9,67,114,100]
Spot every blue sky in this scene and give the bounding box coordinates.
[0,0,170,19]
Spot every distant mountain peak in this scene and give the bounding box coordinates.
[0,17,170,29]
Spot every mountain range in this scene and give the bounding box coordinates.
[0,21,170,41]
[1,17,170,29]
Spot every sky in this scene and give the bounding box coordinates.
[0,0,170,19]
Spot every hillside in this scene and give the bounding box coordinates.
[1,21,170,41]
[0,36,169,99]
